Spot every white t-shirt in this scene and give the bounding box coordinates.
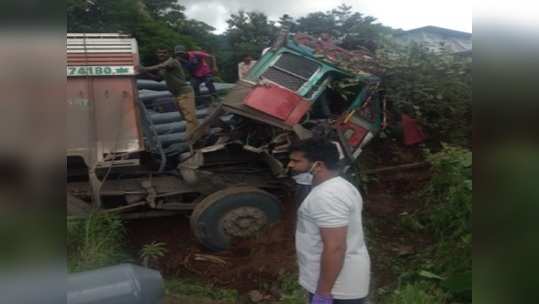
[238,60,257,80]
[295,176,370,299]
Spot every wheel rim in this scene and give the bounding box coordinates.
[221,206,268,238]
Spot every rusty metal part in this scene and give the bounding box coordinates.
[178,151,204,184]
[221,206,268,238]
[260,151,286,177]
[193,254,228,265]
[292,124,313,140]
[141,179,158,208]
[68,175,215,197]
[118,210,179,220]
[104,201,147,213]
[191,104,225,143]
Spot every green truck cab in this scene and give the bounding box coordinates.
[220,33,384,164]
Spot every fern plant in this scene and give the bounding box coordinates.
[139,241,167,268]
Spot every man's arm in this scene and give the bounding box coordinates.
[139,58,177,73]
[139,62,165,73]
[316,226,348,297]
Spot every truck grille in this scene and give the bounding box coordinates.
[261,53,319,92]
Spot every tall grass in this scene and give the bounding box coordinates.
[67,212,130,272]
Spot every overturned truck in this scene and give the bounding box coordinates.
[67,32,385,250]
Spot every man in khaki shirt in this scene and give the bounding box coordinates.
[139,48,198,137]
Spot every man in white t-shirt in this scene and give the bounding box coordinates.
[237,54,257,80]
[288,139,370,304]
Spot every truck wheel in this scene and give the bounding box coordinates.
[190,187,281,251]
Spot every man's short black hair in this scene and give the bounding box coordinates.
[290,138,340,170]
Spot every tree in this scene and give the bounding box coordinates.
[221,11,278,81]
[142,0,184,19]
[67,0,198,64]
[296,12,337,36]
[226,11,277,54]
[278,14,297,31]
[295,4,392,52]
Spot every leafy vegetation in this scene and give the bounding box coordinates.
[139,241,167,268]
[386,282,448,304]
[381,146,472,303]
[278,273,307,304]
[67,212,130,272]
[379,44,472,146]
[165,278,238,302]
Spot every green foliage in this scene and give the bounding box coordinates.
[295,4,393,51]
[425,145,472,244]
[165,278,238,302]
[278,273,306,304]
[218,11,278,82]
[385,282,448,304]
[67,213,130,272]
[383,146,472,303]
[142,0,185,19]
[423,145,472,301]
[133,17,195,65]
[139,241,167,268]
[67,0,199,65]
[379,43,472,146]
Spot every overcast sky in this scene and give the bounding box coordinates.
[178,0,472,34]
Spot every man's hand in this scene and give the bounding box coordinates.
[311,293,333,304]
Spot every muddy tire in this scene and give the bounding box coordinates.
[190,187,281,251]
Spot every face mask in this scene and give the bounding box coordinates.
[292,172,313,185]
[308,161,320,174]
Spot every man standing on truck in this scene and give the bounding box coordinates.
[237,54,257,80]
[138,48,199,138]
[288,139,370,304]
[174,45,218,99]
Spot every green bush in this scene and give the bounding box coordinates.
[279,273,307,304]
[425,145,472,273]
[386,282,448,304]
[67,213,129,272]
[423,145,472,301]
[382,146,472,303]
[379,43,472,146]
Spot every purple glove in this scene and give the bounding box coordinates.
[311,293,333,304]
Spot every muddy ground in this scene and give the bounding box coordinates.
[125,139,432,302]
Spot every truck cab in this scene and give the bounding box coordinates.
[221,33,384,165]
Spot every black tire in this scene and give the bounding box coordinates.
[190,186,282,251]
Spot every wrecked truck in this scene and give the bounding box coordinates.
[67,32,385,251]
